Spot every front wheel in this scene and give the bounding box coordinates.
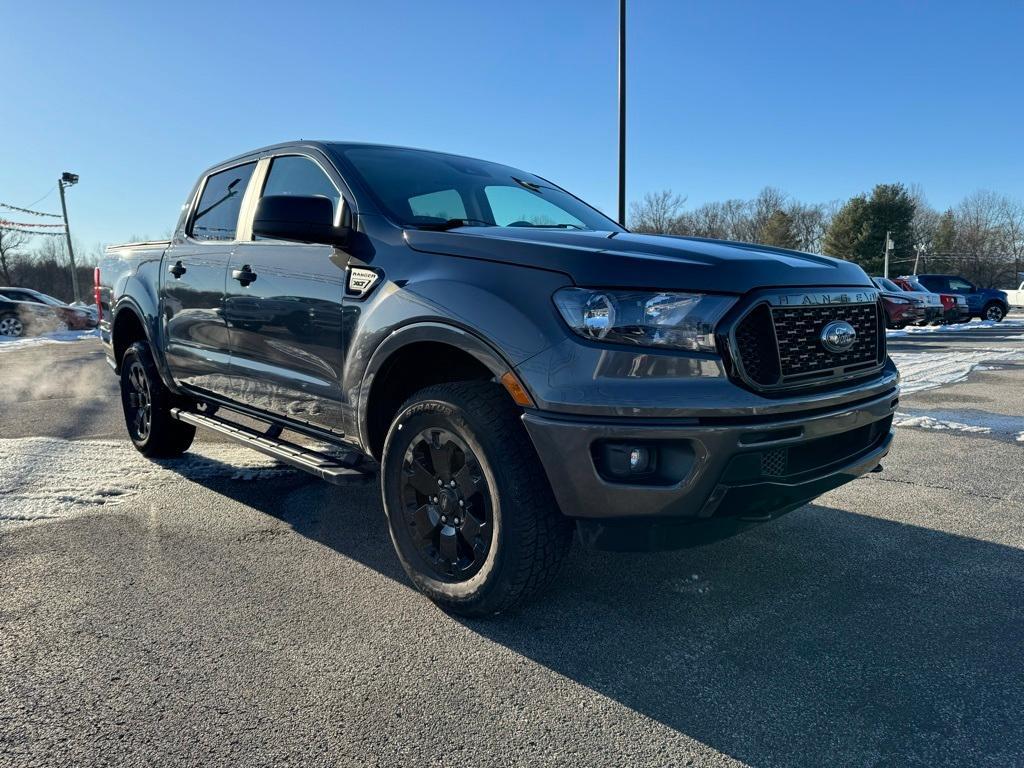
[983,303,1006,322]
[120,341,195,457]
[381,382,573,617]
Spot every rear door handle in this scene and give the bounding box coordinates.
[232,265,257,286]
[168,260,186,278]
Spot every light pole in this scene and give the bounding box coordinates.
[617,0,626,227]
[58,171,80,303]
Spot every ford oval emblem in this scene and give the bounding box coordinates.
[821,320,857,353]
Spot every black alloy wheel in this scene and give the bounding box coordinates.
[399,427,492,580]
[125,359,153,443]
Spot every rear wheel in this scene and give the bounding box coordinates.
[983,303,1006,322]
[0,313,24,337]
[120,341,195,457]
[381,382,573,616]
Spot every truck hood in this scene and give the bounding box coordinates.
[404,227,872,293]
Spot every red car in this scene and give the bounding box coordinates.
[880,293,925,329]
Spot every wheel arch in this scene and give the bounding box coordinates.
[358,323,519,460]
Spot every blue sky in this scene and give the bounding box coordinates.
[2,0,1022,252]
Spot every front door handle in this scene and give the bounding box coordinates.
[232,265,257,287]
[169,260,186,279]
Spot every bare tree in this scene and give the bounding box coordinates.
[0,228,30,285]
[629,190,686,234]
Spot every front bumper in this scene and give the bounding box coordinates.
[523,386,897,549]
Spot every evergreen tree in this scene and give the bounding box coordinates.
[824,184,916,273]
[823,195,870,261]
[759,210,800,249]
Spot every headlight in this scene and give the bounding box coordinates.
[887,297,911,306]
[553,288,736,352]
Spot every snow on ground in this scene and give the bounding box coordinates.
[886,318,1024,338]
[889,348,1024,394]
[0,437,295,528]
[0,329,99,350]
[892,408,1024,439]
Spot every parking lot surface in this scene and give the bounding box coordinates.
[2,320,1022,767]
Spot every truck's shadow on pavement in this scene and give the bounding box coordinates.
[174,464,1024,767]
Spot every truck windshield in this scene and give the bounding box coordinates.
[333,145,622,232]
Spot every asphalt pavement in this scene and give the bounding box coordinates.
[1,321,1022,767]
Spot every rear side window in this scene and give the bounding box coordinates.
[948,277,973,292]
[191,162,256,241]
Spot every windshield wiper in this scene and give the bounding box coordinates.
[516,223,586,230]
[414,218,495,231]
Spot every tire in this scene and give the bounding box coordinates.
[119,341,195,457]
[0,313,25,337]
[381,382,573,617]
[982,303,1006,322]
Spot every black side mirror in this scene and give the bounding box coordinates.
[252,195,350,246]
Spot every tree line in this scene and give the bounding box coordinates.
[630,184,1024,287]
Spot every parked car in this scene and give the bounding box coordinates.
[98,141,897,616]
[1000,280,1024,308]
[0,289,89,336]
[870,277,929,327]
[887,277,948,324]
[912,274,1009,322]
[0,287,98,330]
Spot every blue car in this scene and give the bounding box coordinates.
[913,275,1010,322]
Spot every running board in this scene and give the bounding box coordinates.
[170,408,376,485]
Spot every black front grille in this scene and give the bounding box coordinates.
[731,299,885,390]
[773,303,880,378]
[734,305,780,385]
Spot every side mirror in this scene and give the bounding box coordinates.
[252,195,350,246]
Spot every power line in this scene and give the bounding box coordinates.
[21,185,57,210]
[0,201,62,218]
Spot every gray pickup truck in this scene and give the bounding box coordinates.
[98,141,898,615]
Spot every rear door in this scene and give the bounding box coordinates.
[162,162,257,393]
[223,153,350,433]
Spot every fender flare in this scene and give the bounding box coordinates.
[110,298,179,393]
[355,321,515,451]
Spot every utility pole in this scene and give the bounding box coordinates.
[913,243,924,275]
[617,0,626,227]
[883,230,893,278]
[58,171,80,303]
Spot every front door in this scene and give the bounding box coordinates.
[223,154,349,433]
[162,161,256,394]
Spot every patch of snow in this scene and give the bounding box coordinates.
[0,437,296,528]
[887,318,1024,335]
[894,413,989,434]
[893,408,1024,440]
[0,329,99,351]
[890,349,1024,394]
[1017,431,1024,443]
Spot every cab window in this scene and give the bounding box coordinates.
[191,162,256,241]
[260,155,343,228]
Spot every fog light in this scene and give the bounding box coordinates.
[629,447,648,471]
[598,442,657,479]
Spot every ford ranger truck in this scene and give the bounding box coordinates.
[98,142,898,616]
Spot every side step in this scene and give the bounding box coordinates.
[170,408,376,486]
